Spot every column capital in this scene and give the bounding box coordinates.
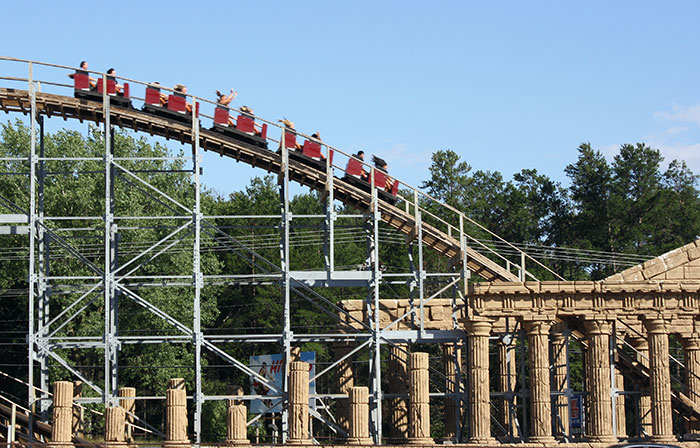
[464,318,494,337]
[644,318,670,335]
[583,319,612,336]
[683,334,700,351]
[523,319,552,336]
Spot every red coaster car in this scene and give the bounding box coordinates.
[211,106,268,149]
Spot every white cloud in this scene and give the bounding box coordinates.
[655,103,700,127]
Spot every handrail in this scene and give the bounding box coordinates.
[0,56,563,281]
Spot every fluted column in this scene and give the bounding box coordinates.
[225,385,249,445]
[387,343,409,442]
[118,387,136,443]
[550,328,568,439]
[466,318,495,444]
[50,381,74,447]
[630,336,652,436]
[288,361,311,444]
[442,343,461,441]
[347,387,372,445]
[583,320,615,442]
[104,406,127,448]
[524,320,555,444]
[334,343,355,434]
[497,336,519,439]
[645,319,675,443]
[683,335,700,437]
[164,378,189,448]
[408,352,433,444]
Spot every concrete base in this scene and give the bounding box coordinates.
[346,437,373,445]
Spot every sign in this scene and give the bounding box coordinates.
[570,393,584,430]
[249,352,316,414]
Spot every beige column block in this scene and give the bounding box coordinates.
[387,343,409,442]
[524,320,555,444]
[118,387,136,443]
[226,386,250,445]
[683,335,700,436]
[550,329,568,439]
[583,320,616,443]
[287,361,311,445]
[466,319,495,444]
[334,343,355,434]
[407,352,433,444]
[347,387,372,445]
[103,406,127,448]
[164,378,189,448]
[442,344,462,442]
[645,319,675,443]
[630,336,652,436]
[50,381,74,448]
[290,346,301,362]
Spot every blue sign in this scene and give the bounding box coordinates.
[249,352,316,414]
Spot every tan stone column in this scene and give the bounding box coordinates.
[630,336,652,436]
[347,387,372,445]
[466,319,495,444]
[645,319,675,443]
[104,406,127,448]
[164,378,189,448]
[50,381,74,447]
[288,361,311,444]
[550,329,568,439]
[118,387,136,443]
[442,343,461,441]
[497,336,519,439]
[334,342,355,434]
[583,319,615,443]
[387,343,409,442]
[524,320,555,444]
[407,352,433,444]
[683,335,700,436]
[226,386,250,445]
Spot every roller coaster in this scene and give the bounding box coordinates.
[0,57,698,447]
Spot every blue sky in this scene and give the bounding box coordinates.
[2,1,700,197]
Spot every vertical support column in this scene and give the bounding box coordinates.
[50,381,74,448]
[465,318,494,444]
[164,378,189,448]
[645,318,675,443]
[407,352,433,444]
[190,99,203,444]
[524,320,555,444]
[27,62,38,442]
[104,406,127,448]
[498,335,520,440]
[683,335,700,437]
[118,387,136,443]
[279,131,292,442]
[102,74,118,408]
[387,343,409,442]
[614,340,627,439]
[630,336,652,436]
[369,177,382,444]
[347,387,372,445]
[287,361,311,445]
[334,343,355,434]
[442,343,461,442]
[37,113,50,418]
[550,327,568,439]
[226,385,250,445]
[583,319,615,443]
